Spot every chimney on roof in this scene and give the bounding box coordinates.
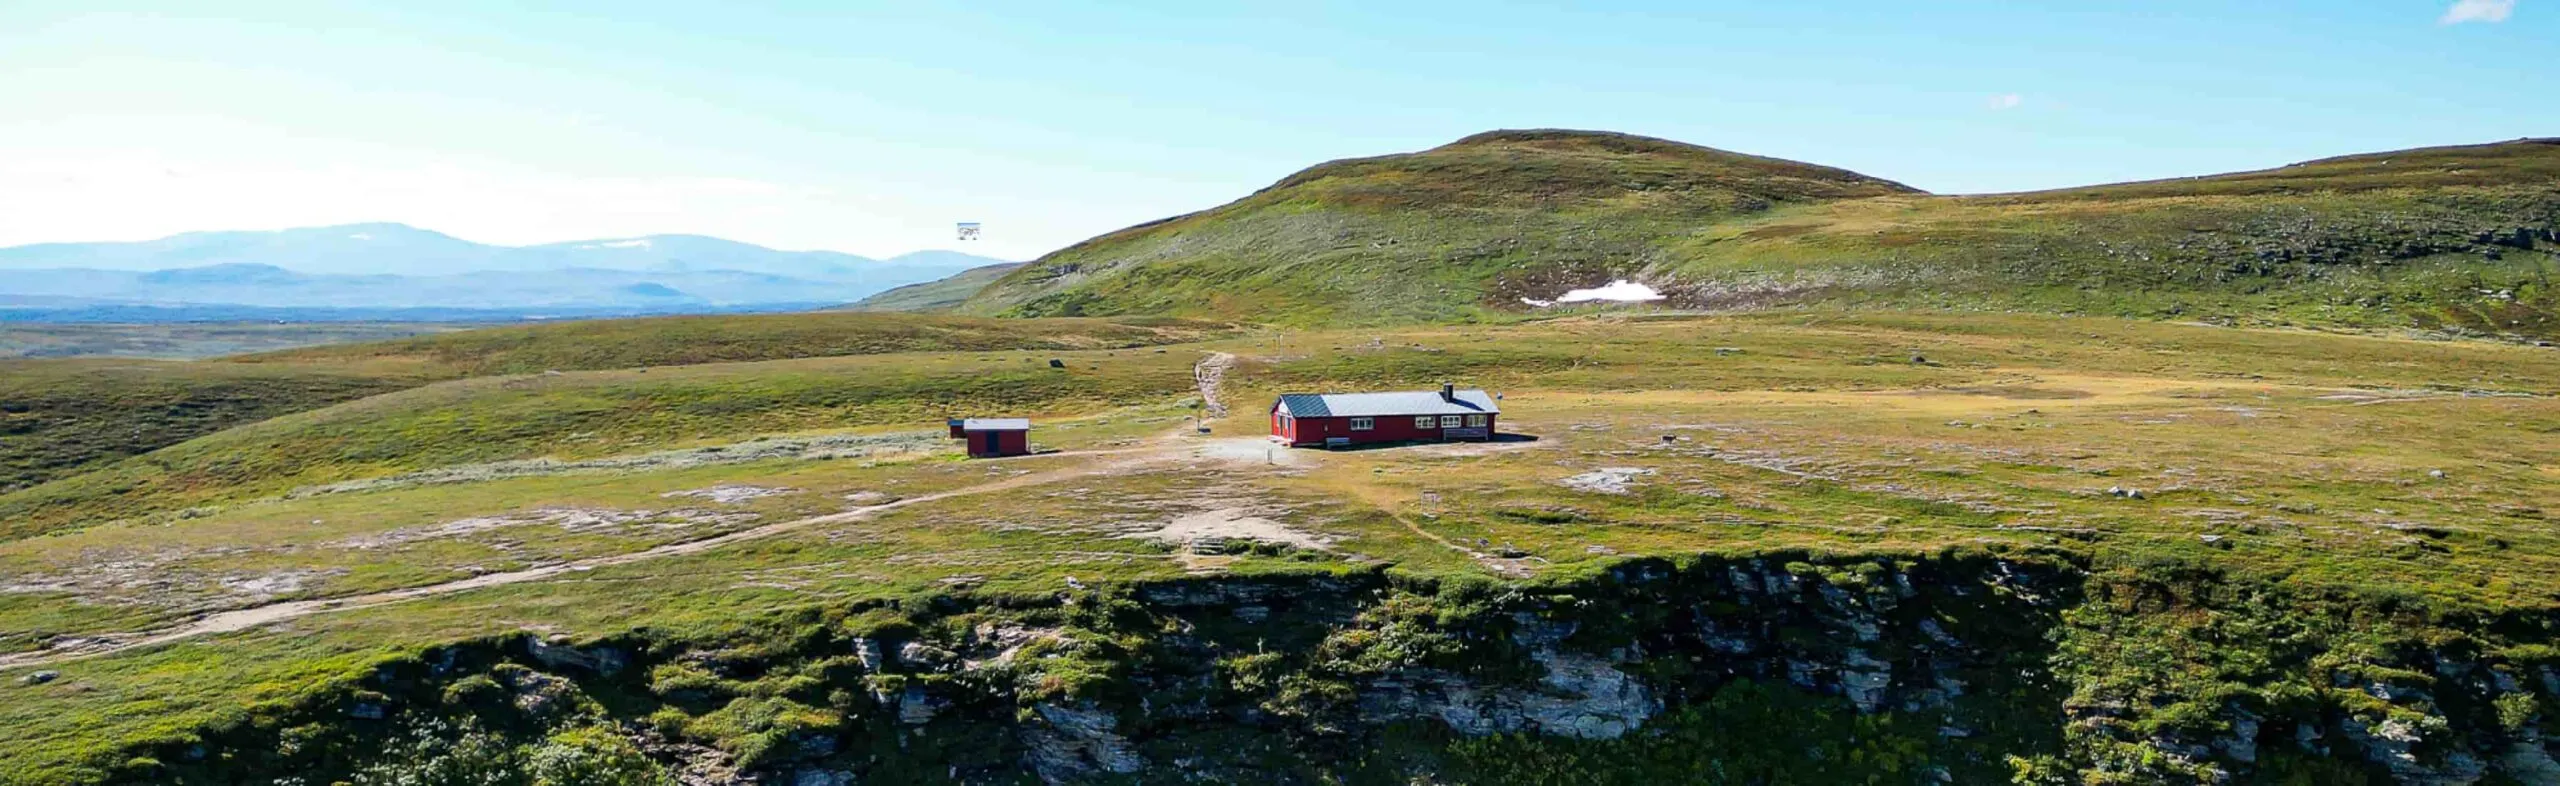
[1441,382,1455,402]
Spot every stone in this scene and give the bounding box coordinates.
[898,641,958,671]
[1838,649,1895,713]
[793,770,855,786]
[501,669,575,717]
[2216,710,2260,764]
[897,683,942,725]
[525,635,628,676]
[1023,702,1144,783]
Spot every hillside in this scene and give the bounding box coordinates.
[839,261,1026,312]
[3,313,2558,785]
[952,131,2560,338]
[959,130,1918,324]
[241,311,1229,377]
[0,313,1228,496]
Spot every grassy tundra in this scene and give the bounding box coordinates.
[2,312,2555,784]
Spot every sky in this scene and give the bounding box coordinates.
[0,0,2547,261]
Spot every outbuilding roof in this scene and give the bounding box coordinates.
[961,418,1031,431]
[1272,389,1499,418]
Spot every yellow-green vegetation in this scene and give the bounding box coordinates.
[951,130,2560,339]
[242,311,1227,376]
[960,129,1916,324]
[0,322,469,360]
[0,347,1201,540]
[0,358,431,494]
[3,312,2557,784]
[840,261,1025,312]
[0,313,1228,498]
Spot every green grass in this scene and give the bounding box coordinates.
[0,358,431,494]
[839,262,1026,312]
[0,322,472,359]
[0,313,1229,497]
[0,347,1203,540]
[942,130,2559,339]
[237,311,1230,376]
[3,312,2558,783]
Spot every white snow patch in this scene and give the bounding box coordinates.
[578,238,655,250]
[1556,280,1664,303]
[347,233,374,241]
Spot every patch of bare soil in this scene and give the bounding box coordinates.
[337,507,758,550]
[289,431,940,498]
[1404,439,1548,458]
[662,484,798,504]
[1192,438,1299,466]
[2,447,1192,669]
[1121,507,1335,551]
[1195,351,1237,418]
[1560,467,1655,494]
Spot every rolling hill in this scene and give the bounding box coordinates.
[0,312,1229,499]
[946,130,2560,339]
[840,260,1026,312]
[5,311,2559,785]
[7,134,2560,786]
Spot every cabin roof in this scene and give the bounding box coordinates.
[1272,390,1499,418]
[961,418,1031,431]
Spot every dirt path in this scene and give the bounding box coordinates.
[0,448,1179,671]
[1194,351,1236,419]
[0,415,1507,670]
[1338,483,1533,577]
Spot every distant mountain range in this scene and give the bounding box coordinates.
[0,224,1011,321]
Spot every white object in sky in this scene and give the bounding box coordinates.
[1521,280,1665,307]
[957,222,983,241]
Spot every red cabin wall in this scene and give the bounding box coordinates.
[1273,412,1496,447]
[964,429,1030,457]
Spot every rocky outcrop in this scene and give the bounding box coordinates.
[1361,616,1656,739]
[1021,703,1143,784]
[99,554,2560,786]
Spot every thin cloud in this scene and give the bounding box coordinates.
[1987,93,2024,111]
[2440,0,2516,24]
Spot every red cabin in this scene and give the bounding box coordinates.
[1270,384,1499,448]
[959,418,1031,458]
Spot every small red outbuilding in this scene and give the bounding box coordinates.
[958,418,1031,458]
[1270,384,1499,448]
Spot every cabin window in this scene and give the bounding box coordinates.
[1466,414,1487,427]
[1415,416,1435,429]
[1439,415,1462,428]
[1349,417,1374,431]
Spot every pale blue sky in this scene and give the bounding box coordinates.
[0,1,2546,260]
